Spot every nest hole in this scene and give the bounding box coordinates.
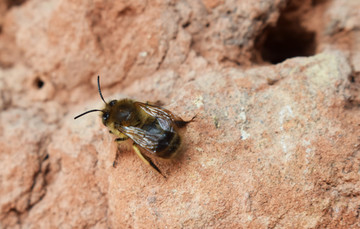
[34,77,45,89]
[255,2,317,64]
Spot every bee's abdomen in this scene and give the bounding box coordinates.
[155,131,181,159]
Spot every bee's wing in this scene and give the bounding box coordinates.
[118,125,163,153]
[135,102,189,129]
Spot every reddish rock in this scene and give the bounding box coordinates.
[0,0,359,228]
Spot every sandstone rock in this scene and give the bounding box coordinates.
[0,0,359,228]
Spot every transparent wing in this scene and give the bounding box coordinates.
[135,102,184,130]
[118,125,163,154]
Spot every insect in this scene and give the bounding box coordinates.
[74,76,195,177]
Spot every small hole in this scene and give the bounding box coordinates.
[182,22,191,28]
[205,23,210,28]
[35,78,44,89]
[349,75,355,83]
[116,6,133,17]
[43,153,49,161]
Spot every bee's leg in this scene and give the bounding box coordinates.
[115,137,128,142]
[113,136,129,167]
[174,114,197,128]
[113,149,120,168]
[132,144,166,178]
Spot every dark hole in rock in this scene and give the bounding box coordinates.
[255,2,317,64]
[260,23,316,64]
[116,6,134,17]
[182,22,191,28]
[6,0,27,8]
[349,75,355,83]
[35,78,44,89]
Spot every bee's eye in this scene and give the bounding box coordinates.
[102,112,109,123]
[109,100,117,106]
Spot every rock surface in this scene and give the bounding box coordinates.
[0,0,359,228]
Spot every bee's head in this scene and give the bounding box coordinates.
[101,100,117,126]
[74,76,114,126]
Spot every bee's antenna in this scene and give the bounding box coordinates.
[97,75,106,104]
[74,109,103,119]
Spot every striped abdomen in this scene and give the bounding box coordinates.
[155,131,181,159]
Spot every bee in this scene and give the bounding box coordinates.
[74,76,195,177]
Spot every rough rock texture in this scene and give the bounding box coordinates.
[0,0,359,228]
